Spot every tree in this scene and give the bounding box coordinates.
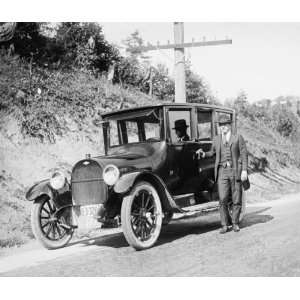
[233,90,248,114]
[151,64,174,101]
[185,61,211,103]
[10,22,47,60]
[55,22,120,73]
[122,30,149,61]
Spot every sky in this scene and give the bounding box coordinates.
[100,22,300,103]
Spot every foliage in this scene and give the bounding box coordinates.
[232,91,300,139]
[122,30,148,59]
[55,22,120,73]
[270,105,299,138]
[185,62,212,104]
[233,90,248,114]
[151,64,175,101]
[2,22,121,73]
[114,56,145,87]
[0,54,157,143]
[0,170,32,248]
[114,55,175,101]
[11,23,46,60]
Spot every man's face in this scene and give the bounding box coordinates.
[220,123,231,135]
[175,128,186,138]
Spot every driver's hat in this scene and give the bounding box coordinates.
[172,119,189,130]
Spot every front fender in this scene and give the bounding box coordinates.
[113,172,140,194]
[25,179,54,201]
[26,180,72,209]
[114,171,183,213]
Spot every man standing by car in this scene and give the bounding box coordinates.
[196,115,248,233]
[173,119,190,142]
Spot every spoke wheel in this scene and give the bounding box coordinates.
[121,181,162,250]
[31,195,73,249]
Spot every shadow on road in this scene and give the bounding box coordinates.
[69,206,274,250]
[240,207,274,229]
[69,232,128,249]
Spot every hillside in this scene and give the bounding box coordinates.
[0,54,159,247]
[1,55,300,248]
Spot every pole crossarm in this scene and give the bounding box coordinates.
[128,39,232,52]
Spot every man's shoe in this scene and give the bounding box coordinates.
[219,226,228,234]
[233,224,240,232]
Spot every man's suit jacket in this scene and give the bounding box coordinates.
[205,133,248,181]
[178,134,190,142]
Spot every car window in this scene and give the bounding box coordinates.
[108,108,162,147]
[197,110,212,141]
[145,123,160,140]
[168,109,191,143]
[109,120,120,146]
[126,121,139,143]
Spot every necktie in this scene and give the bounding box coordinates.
[222,134,226,145]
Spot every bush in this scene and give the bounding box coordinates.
[270,105,298,138]
[55,22,120,73]
[185,64,211,103]
[0,54,159,143]
[237,98,300,139]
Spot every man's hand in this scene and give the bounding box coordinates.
[196,148,205,159]
[241,170,248,181]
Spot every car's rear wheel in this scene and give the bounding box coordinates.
[31,195,73,250]
[121,181,163,250]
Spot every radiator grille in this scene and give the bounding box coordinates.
[71,160,107,205]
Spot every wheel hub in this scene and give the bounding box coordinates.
[139,208,147,217]
[49,215,58,222]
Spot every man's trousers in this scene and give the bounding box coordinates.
[217,166,242,226]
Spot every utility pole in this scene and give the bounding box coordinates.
[174,22,186,103]
[128,22,232,103]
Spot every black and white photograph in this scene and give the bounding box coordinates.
[1,1,300,294]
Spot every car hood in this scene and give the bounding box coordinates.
[91,152,151,172]
[73,142,167,174]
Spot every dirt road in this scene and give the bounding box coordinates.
[1,193,300,276]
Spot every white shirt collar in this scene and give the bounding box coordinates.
[222,131,231,143]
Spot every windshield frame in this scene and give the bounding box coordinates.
[102,108,164,149]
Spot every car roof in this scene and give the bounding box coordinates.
[101,103,234,119]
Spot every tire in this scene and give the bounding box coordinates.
[121,181,163,250]
[31,195,73,250]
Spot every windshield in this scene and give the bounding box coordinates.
[106,108,162,147]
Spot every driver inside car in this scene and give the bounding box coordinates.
[172,119,190,142]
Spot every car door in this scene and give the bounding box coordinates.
[164,107,200,194]
[195,108,215,189]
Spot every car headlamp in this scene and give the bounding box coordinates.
[49,171,66,190]
[103,164,120,186]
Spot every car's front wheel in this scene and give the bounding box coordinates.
[31,195,73,250]
[121,181,163,250]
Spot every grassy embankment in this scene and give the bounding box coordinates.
[1,54,300,248]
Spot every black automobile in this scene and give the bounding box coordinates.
[26,103,246,250]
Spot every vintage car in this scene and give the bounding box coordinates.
[26,103,245,250]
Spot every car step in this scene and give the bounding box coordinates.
[173,191,212,208]
[173,193,196,207]
[173,201,219,220]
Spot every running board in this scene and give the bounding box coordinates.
[173,193,196,207]
[173,201,219,220]
[173,191,212,208]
